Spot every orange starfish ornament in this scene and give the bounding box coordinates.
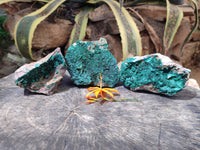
[85,73,119,103]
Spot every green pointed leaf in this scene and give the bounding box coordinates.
[68,6,93,46]
[124,0,166,6]
[0,0,32,4]
[112,98,140,102]
[88,0,142,60]
[0,0,50,4]
[163,0,183,52]
[14,0,66,60]
[36,0,52,2]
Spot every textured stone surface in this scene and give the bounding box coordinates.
[0,73,200,150]
[120,53,190,96]
[0,2,32,15]
[14,48,66,95]
[167,17,191,59]
[102,34,122,62]
[188,78,200,89]
[134,4,194,21]
[87,17,145,37]
[141,35,155,55]
[65,38,119,87]
[192,29,200,41]
[88,4,114,22]
[180,42,200,66]
[3,8,73,50]
[185,64,200,85]
[87,12,144,40]
[0,45,28,78]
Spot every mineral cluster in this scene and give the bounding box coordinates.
[14,48,66,95]
[65,38,119,87]
[120,53,190,96]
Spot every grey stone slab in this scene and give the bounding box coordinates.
[0,73,200,150]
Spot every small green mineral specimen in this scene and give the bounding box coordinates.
[65,38,119,87]
[14,48,66,95]
[15,54,65,87]
[120,53,190,96]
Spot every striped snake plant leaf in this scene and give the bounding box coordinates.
[163,0,183,53]
[0,0,51,5]
[14,0,67,60]
[119,0,124,10]
[124,0,166,6]
[0,0,32,4]
[88,0,142,60]
[67,6,93,47]
[181,0,199,55]
[36,0,52,2]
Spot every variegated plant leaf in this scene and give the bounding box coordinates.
[163,0,183,53]
[124,0,166,6]
[0,0,32,4]
[88,0,142,60]
[0,0,50,5]
[67,6,93,47]
[14,0,67,60]
[36,0,51,2]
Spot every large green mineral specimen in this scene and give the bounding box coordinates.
[65,38,119,87]
[120,53,190,96]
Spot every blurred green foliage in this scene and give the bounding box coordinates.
[0,16,12,49]
[0,16,9,39]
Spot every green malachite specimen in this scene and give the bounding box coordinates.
[65,38,119,87]
[14,48,66,95]
[120,53,190,96]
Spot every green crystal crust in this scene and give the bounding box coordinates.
[65,38,119,87]
[120,55,190,96]
[15,54,66,88]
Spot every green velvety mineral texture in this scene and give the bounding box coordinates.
[65,38,119,87]
[14,48,67,95]
[120,54,190,96]
[15,54,65,87]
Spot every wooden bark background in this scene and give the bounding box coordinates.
[0,73,200,150]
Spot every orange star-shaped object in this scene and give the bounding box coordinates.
[85,73,119,103]
[86,87,119,100]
